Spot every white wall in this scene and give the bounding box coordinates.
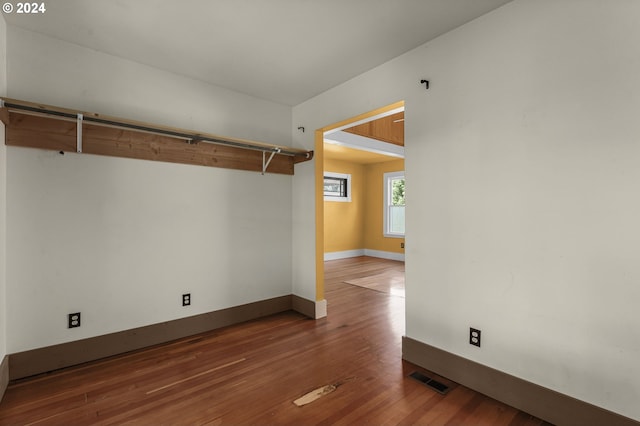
[293,0,640,421]
[6,27,292,145]
[0,13,7,361]
[5,27,294,352]
[291,158,316,301]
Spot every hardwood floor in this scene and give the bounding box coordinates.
[0,256,550,425]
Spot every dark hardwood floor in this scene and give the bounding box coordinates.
[0,256,550,425]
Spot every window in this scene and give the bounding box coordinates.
[384,171,405,237]
[324,172,351,202]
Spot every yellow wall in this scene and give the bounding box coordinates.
[364,159,405,254]
[324,157,405,255]
[323,158,365,253]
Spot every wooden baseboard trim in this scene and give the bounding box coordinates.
[292,295,327,319]
[0,356,8,403]
[9,295,294,381]
[291,294,315,318]
[402,337,639,426]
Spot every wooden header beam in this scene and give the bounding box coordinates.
[343,111,404,147]
[0,98,313,175]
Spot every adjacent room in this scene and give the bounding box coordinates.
[1,1,639,425]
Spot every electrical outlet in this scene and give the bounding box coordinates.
[68,312,81,328]
[182,293,191,306]
[470,328,481,347]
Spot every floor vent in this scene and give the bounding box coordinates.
[409,371,450,395]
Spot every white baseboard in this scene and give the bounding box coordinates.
[324,249,365,261]
[315,299,327,319]
[324,249,404,262]
[364,249,405,262]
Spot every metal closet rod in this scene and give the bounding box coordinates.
[2,101,310,158]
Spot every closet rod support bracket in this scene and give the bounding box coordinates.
[77,113,83,153]
[262,148,281,175]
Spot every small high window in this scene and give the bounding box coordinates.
[324,172,351,202]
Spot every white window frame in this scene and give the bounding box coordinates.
[324,172,352,202]
[383,171,405,238]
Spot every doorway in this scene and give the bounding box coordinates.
[314,101,405,303]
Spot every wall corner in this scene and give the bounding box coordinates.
[0,355,7,403]
[292,295,327,319]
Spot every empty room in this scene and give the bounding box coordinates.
[1,1,639,425]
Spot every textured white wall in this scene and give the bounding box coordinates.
[293,0,640,420]
[5,27,294,352]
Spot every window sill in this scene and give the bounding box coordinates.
[324,196,351,202]
[384,233,405,238]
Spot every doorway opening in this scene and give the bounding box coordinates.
[314,101,405,303]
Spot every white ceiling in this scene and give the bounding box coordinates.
[4,0,512,106]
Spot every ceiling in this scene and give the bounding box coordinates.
[3,0,512,106]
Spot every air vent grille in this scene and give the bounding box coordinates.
[409,371,450,395]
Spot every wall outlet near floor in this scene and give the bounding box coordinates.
[470,328,481,347]
[68,312,81,328]
[182,293,191,306]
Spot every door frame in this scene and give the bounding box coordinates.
[314,100,405,302]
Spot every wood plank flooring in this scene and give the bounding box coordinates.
[0,256,551,425]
